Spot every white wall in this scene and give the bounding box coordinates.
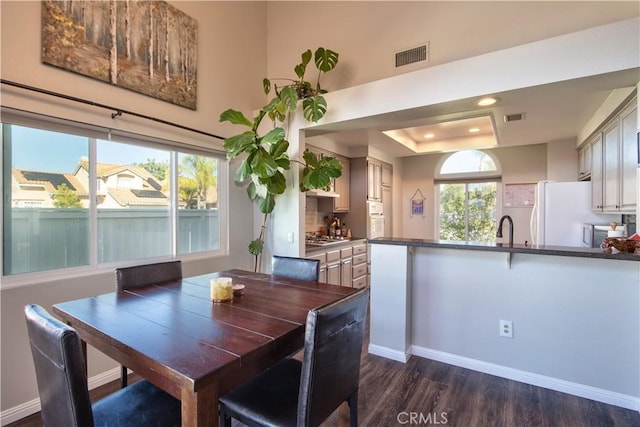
[266,1,639,90]
[410,247,639,406]
[0,1,265,418]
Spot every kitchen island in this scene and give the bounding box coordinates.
[369,238,639,410]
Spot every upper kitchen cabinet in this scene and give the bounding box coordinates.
[591,95,637,213]
[578,142,591,181]
[332,155,350,212]
[381,163,393,187]
[367,160,382,201]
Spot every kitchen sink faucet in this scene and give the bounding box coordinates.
[496,215,514,246]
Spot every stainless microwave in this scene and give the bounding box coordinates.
[582,223,626,248]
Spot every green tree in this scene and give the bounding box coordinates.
[439,182,496,242]
[136,158,169,182]
[439,183,466,240]
[53,183,82,208]
[179,155,217,209]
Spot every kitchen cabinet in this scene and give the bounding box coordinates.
[381,164,393,187]
[326,249,341,286]
[332,155,350,212]
[591,133,604,210]
[348,157,393,239]
[352,243,368,289]
[578,142,591,181]
[367,161,382,201]
[591,96,637,213]
[340,247,352,288]
[305,240,368,288]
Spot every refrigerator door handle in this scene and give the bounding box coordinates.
[530,201,537,246]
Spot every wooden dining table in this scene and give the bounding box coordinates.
[53,268,357,427]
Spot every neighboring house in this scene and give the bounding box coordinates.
[11,160,169,209]
[11,169,88,208]
[74,159,168,209]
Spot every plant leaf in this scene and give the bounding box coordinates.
[302,149,319,167]
[302,96,327,122]
[251,148,279,177]
[262,127,286,146]
[294,63,306,79]
[234,158,252,183]
[246,181,257,200]
[264,171,287,195]
[301,154,343,192]
[276,157,291,170]
[248,238,264,256]
[269,139,289,159]
[301,49,312,66]
[262,78,271,95]
[219,109,253,127]
[250,175,268,199]
[258,194,276,214]
[318,156,343,178]
[279,86,299,111]
[314,48,339,73]
[223,131,255,159]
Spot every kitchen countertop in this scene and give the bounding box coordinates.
[305,238,367,253]
[368,237,640,262]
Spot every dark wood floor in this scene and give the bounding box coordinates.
[11,327,640,427]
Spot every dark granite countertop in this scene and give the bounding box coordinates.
[368,237,640,262]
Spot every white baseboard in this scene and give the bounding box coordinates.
[368,343,410,363]
[411,345,640,412]
[1,367,120,426]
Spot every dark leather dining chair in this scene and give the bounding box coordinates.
[115,260,182,387]
[219,287,369,427]
[24,304,181,427]
[271,255,320,282]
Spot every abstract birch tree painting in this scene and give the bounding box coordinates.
[42,0,198,110]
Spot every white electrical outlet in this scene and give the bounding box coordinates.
[500,320,513,338]
[287,232,294,243]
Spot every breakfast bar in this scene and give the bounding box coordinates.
[368,238,640,410]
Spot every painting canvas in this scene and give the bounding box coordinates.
[42,0,198,110]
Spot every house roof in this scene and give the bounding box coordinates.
[107,188,168,207]
[12,169,88,196]
[76,159,164,190]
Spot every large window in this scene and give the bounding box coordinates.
[2,117,226,278]
[437,150,500,242]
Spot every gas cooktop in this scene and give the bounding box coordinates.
[305,236,349,246]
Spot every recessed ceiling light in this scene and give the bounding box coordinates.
[424,133,435,138]
[476,97,499,106]
[469,127,481,133]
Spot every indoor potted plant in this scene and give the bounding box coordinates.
[219,47,342,270]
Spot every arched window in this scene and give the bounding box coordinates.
[436,150,501,242]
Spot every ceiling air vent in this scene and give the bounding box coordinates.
[504,113,525,122]
[395,43,429,68]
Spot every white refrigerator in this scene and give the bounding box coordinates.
[529,181,620,246]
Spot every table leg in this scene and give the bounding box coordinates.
[181,384,219,427]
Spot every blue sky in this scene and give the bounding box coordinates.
[9,125,166,173]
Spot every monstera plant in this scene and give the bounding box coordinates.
[220,47,342,271]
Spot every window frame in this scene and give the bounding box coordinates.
[1,109,228,287]
[434,150,503,241]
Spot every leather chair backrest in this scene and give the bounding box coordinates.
[24,304,94,427]
[297,287,369,426]
[271,256,320,282]
[116,260,182,292]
